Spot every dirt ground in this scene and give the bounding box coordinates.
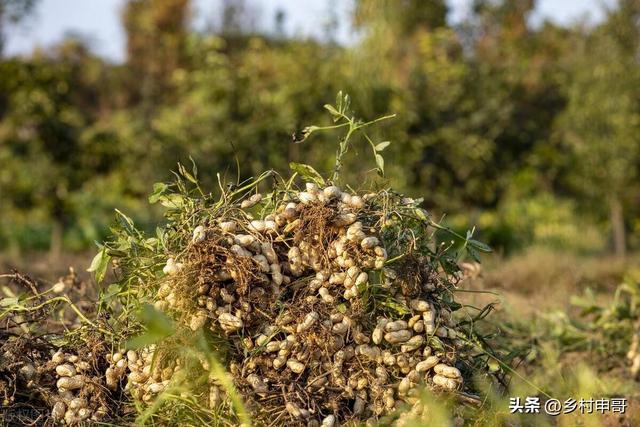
[1,251,95,283]
[458,247,639,318]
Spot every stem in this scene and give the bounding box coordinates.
[208,355,252,426]
[0,295,113,337]
[331,125,356,182]
[356,113,397,129]
[428,220,467,241]
[312,122,350,132]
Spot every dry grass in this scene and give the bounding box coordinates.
[457,247,639,319]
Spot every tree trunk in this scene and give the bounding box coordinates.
[610,196,626,257]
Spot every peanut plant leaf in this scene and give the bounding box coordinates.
[149,182,169,204]
[469,239,492,253]
[87,246,110,284]
[126,304,175,349]
[0,297,19,307]
[289,162,326,186]
[324,104,340,120]
[159,193,185,209]
[375,154,385,176]
[178,162,198,184]
[375,141,391,152]
[415,208,429,222]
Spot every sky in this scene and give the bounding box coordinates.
[5,0,614,63]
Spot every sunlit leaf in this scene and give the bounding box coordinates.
[0,297,19,307]
[178,162,198,184]
[342,93,351,113]
[415,208,429,222]
[375,154,385,176]
[159,193,185,209]
[324,104,340,117]
[148,183,169,204]
[87,246,110,283]
[289,162,326,185]
[429,337,444,351]
[378,299,410,315]
[375,141,391,152]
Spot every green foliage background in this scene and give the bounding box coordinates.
[1,0,639,256]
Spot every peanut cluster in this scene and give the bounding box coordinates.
[49,350,108,424]
[138,184,469,425]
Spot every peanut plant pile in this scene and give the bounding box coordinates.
[0,170,495,426]
[0,168,496,427]
[158,184,463,426]
[88,164,493,426]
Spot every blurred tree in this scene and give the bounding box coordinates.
[122,0,190,107]
[349,0,569,214]
[1,0,638,256]
[273,8,286,39]
[151,34,341,185]
[221,0,249,36]
[557,4,640,256]
[0,37,123,254]
[0,0,37,54]
[354,0,448,34]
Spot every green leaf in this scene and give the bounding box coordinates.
[429,337,445,351]
[378,299,410,315]
[324,104,340,117]
[144,237,159,249]
[335,91,351,114]
[189,156,198,178]
[126,304,176,349]
[87,247,110,284]
[106,249,127,258]
[156,227,167,250]
[289,162,326,186]
[414,208,429,222]
[114,209,135,232]
[148,183,169,204]
[440,256,459,275]
[375,141,391,152]
[159,193,185,209]
[467,246,481,263]
[103,283,121,300]
[487,358,501,373]
[178,162,198,184]
[468,239,492,253]
[342,93,351,113]
[375,154,385,176]
[0,297,19,307]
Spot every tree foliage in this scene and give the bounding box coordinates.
[0,0,638,255]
